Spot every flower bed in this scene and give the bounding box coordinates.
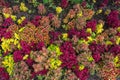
[0,0,120,80]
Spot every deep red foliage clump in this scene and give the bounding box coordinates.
[92,52,101,62]
[60,52,78,69]
[89,42,105,53]
[36,42,45,50]
[31,69,48,79]
[106,10,120,28]
[31,16,41,26]
[3,31,12,39]
[13,50,23,62]
[50,31,61,43]
[0,28,7,41]
[0,67,9,80]
[86,20,97,32]
[99,0,109,8]
[20,41,31,54]
[2,18,14,27]
[110,45,120,55]
[60,0,68,8]
[25,58,34,66]
[68,28,89,39]
[74,67,89,80]
[60,41,78,69]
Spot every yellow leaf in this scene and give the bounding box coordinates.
[21,16,26,20]
[19,27,25,32]
[11,15,17,21]
[3,13,10,18]
[116,37,120,45]
[79,64,85,70]
[96,9,102,15]
[87,56,94,62]
[17,44,21,49]
[117,27,120,32]
[106,40,113,45]
[77,11,83,17]
[14,39,19,45]
[114,56,119,63]
[86,28,92,34]
[56,7,62,14]
[96,23,103,34]
[17,19,22,24]
[62,33,68,40]
[14,33,20,40]
[23,55,29,60]
[20,2,28,12]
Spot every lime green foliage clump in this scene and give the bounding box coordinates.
[2,55,14,75]
[48,44,62,56]
[48,44,62,69]
[114,56,120,68]
[50,58,62,69]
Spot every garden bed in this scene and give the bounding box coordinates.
[0,0,120,80]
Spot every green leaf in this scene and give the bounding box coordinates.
[28,10,32,14]
[43,0,48,4]
[0,49,3,56]
[33,2,39,7]
[14,0,19,3]
[49,3,56,9]
[69,0,83,4]
[86,3,90,8]
[91,32,96,38]
[0,53,2,57]
[43,0,53,4]
[37,75,44,80]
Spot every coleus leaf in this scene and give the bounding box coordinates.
[37,75,44,80]
[43,0,53,4]
[69,0,83,4]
